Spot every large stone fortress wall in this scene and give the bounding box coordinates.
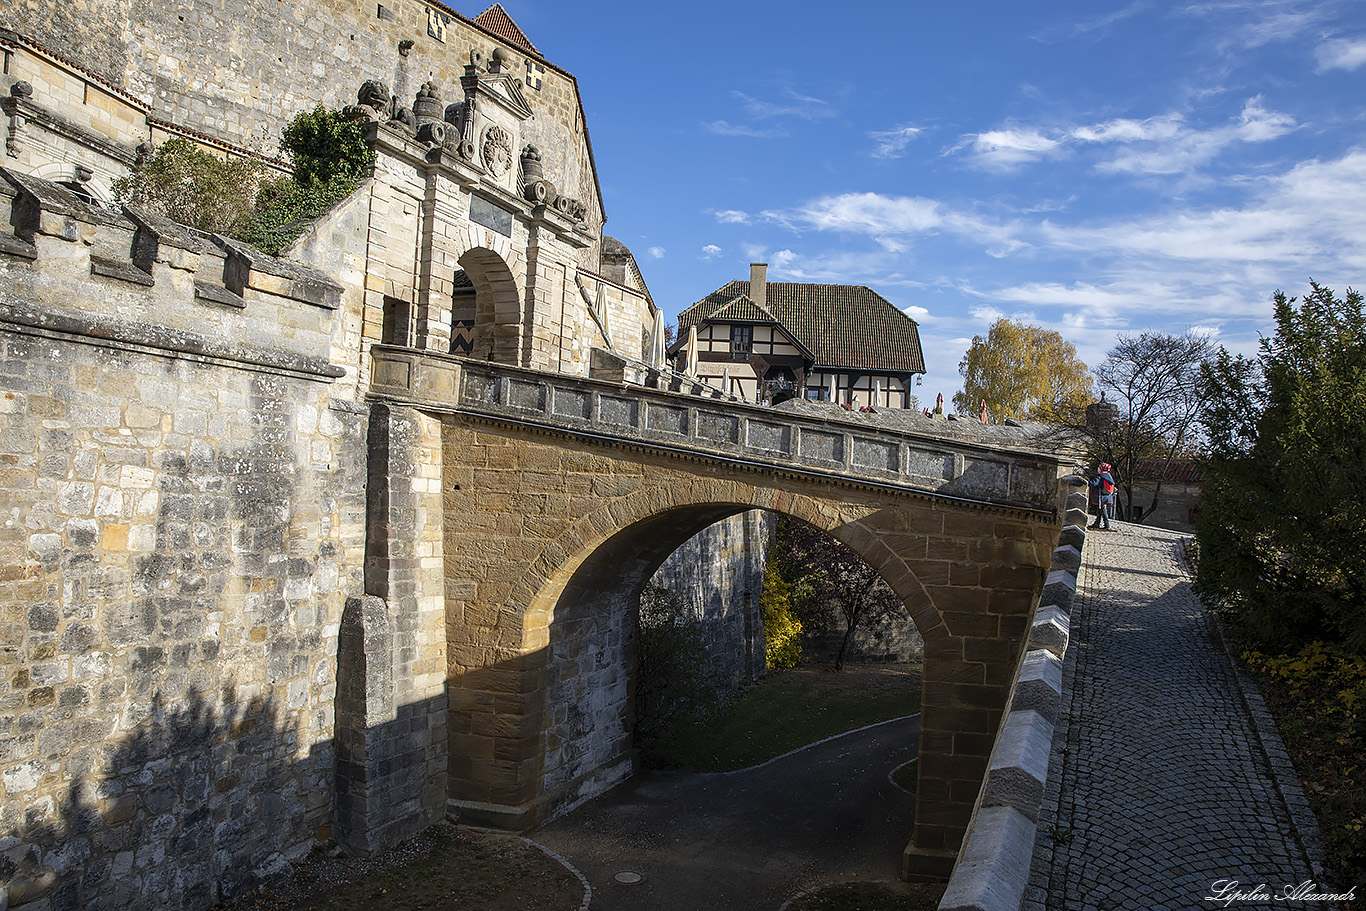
[3,0,604,270]
[0,170,378,908]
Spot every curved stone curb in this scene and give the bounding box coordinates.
[888,757,918,794]
[519,835,593,911]
[714,713,921,777]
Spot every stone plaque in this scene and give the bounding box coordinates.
[646,403,688,436]
[907,448,954,481]
[959,458,1010,495]
[852,438,898,473]
[469,194,513,237]
[696,411,740,445]
[745,421,792,456]
[508,380,546,412]
[798,430,844,464]
[462,374,500,405]
[551,388,591,420]
[599,395,639,429]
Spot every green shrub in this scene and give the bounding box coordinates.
[231,173,359,255]
[280,105,374,186]
[1196,283,1366,653]
[111,137,268,234]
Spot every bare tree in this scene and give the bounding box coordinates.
[779,521,905,670]
[1093,331,1212,522]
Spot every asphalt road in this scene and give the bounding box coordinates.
[530,715,921,911]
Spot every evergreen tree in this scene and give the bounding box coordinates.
[1196,282,1366,653]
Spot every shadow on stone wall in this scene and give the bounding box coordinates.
[3,687,335,911]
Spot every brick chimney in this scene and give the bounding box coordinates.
[750,262,767,309]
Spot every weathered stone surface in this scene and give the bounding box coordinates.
[939,805,1037,911]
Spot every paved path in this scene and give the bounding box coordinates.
[531,716,919,911]
[1027,522,1326,911]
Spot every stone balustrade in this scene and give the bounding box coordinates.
[368,345,1074,515]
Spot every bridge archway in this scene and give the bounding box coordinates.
[441,418,1055,879]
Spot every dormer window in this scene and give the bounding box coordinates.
[730,325,752,359]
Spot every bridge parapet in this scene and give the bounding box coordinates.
[369,345,1076,513]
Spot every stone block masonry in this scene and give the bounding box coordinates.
[0,168,373,908]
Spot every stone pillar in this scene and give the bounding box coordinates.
[903,552,1047,880]
[334,404,448,855]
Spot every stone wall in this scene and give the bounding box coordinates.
[650,511,772,691]
[0,169,372,908]
[3,2,607,271]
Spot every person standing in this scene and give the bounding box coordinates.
[1089,462,1116,530]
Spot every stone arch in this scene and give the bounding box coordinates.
[457,246,524,366]
[30,161,114,204]
[443,424,1052,875]
[449,474,951,826]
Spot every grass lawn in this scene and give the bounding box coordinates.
[650,663,922,772]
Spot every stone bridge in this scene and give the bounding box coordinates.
[361,345,1075,880]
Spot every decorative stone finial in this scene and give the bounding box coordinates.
[413,81,442,125]
[489,48,511,73]
[9,81,34,99]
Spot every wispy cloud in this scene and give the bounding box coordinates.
[647,246,665,259]
[714,209,751,224]
[953,128,1063,170]
[700,244,722,260]
[869,125,924,159]
[1034,2,1146,42]
[949,96,1297,175]
[702,120,786,139]
[733,90,835,122]
[1316,35,1366,71]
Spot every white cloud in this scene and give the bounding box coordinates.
[647,246,665,259]
[960,128,1063,170]
[1189,324,1222,337]
[1096,96,1297,175]
[869,125,924,159]
[734,90,835,122]
[1316,36,1366,71]
[703,120,786,139]
[715,210,750,224]
[700,244,722,260]
[760,192,1027,257]
[1072,114,1184,144]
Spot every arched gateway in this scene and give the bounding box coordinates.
[355,353,1071,880]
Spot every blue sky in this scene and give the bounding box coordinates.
[493,1,1366,404]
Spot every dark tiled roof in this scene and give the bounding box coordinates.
[1131,458,1205,483]
[473,4,541,55]
[678,281,925,373]
[711,295,776,324]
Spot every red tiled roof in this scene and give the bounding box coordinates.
[473,4,540,55]
[1130,458,1205,483]
[677,281,925,374]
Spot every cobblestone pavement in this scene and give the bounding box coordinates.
[1026,522,1330,911]
[531,716,919,911]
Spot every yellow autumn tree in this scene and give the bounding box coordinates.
[953,319,1093,424]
